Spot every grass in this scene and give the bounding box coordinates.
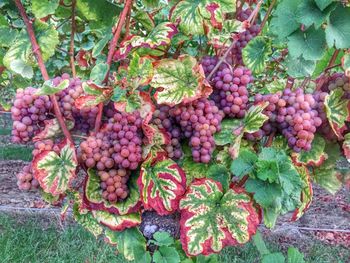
[0,214,349,263]
[0,145,33,161]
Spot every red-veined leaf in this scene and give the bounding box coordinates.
[151,55,212,106]
[92,210,141,231]
[138,154,186,215]
[83,169,141,215]
[32,139,78,195]
[180,178,260,256]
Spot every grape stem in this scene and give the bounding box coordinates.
[207,0,263,80]
[14,0,73,143]
[70,0,77,78]
[260,0,277,31]
[95,0,133,133]
[316,49,340,90]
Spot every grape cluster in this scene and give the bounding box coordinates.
[80,111,143,171]
[16,164,39,191]
[170,98,223,163]
[227,24,260,66]
[236,8,252,22]
[99,169,130,202]
[201,56,252,118]
[11,87,52,143]
[151,105,183,159]
[250,88,323,152]
[55,74,98,133]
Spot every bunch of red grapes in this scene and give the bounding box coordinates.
[55,74,99,133]
[11,87,52,143]
[170,98,224,163]
[201,56,252,118]
[80,110,143,171]
[99,169,130,203]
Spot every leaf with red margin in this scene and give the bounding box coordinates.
[324,88,350,140]
[75,81,113,109]
[151,55,212,106]
[33,118,74,142]
[76,50,96,68]
[84,169,141,215]
[114,22,178,61]
[138,153,186,215]
[179,178,260,256]
[128,54,154,88]
[292,165,313,221]
[92,210,141,231]
[32,139,78,195]
[342,133,350,162]
[170,0,236,36]
[142,124,170,160]
[292,135,326,167]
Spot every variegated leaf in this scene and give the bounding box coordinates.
[243,102,269,133]
[324,88,350,139]
[128,54,154,88]
[208,19,242,49]
[84,169,141,215]
[292,135,326,167]
[82,80,105,96]
[36,79,70,95]
[292,165,313,221]
[180,179,260,256]
[32,139,77,195]
[33,118,74,142]
[92,210,141,231]
[342,53,350,77]
[138,155,186,215]
[170,0,236,35]
[142,124,170,159]
[114,22,177,60]
[151,55,212,106]
[343,133,350,162]
[214,119,243,146]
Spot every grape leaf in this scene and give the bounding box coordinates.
[92,33,112,58]
[292,135,326,167]
[296,0,336,28]
[230,149,258,178]
[315,0,335,10]
[343,133,350,162]
[180,179,260,256]
[214,119,242,146]
[284,55,316,78]
[325,5,350,49]
[324,88,350,139]
[133,11,155,32]
[151,55,212,106]
[138,154,186,215]
[287,27,326,61]
[91,210,141,231]
[153,246,180,263]
[243,102,269,133]
[270,0,301,39]
[313,48,343,77]
[90,62,109,85]
[33,118,75,142]
[262,252,285,263]
[287,247,305,263]
[32,139,77,195]
[0,25,17,47]
[342,53,350,77]
[246,179,282,208]
[242,36,272,74]
[207,164,230,192]
[32,0,59,18]
[151,231,175,246]
[36,79,70,95]
[170,0,236,36]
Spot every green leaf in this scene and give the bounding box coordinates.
[128,54,154,87]
[73,201,103,237]
[32,0,60,18]
[230,149,258,178]
[315,0,335,10]
[324,88,350,139]
[34,20,59,61]
[32,139,78,195]
[207,164,230,192]
[170,0,236,36]
[246,179,282,208]
[287,27,326,60]
[287,247,305,263]
[105,228,150,262]
[9,59,33,79]
[342,53,350,77]
[151,55,211,105]
[243,102,269,133]
[325,5,350,48]
[0,25,17,47]
[270,0,301,39]
[90,62,109,84]
[313,48,343,77]
[284,55,316,78]
[292,135,326,166]
[138,156,186,215]
[92,33,112,58]
[252,231,270,256]
[262,252,285,263]
[180,179,260,256]
[36,79,70,95]
[195,254,219,263]
[242,36,272,74]
[214,119,242,146]
[152,231,174,246]
[133,11,155,32]
[297,0,336,28]
[153,246,180,263]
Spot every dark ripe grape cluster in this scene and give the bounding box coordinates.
[250,88,323,152]
[170,98,224,163]
[55,73,98,133]
[151,105,183,159]
[99,169,130,203]
[201,56,252,118]
[236,8,252,22]
[227,25,260,66]
[324,73,350,97]
[16,164,39,191]
[80,111,143,171]
[11,87,52,143]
